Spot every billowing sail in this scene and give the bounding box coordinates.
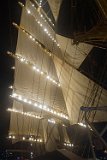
[8,0,107,154]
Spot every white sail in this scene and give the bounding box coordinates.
[9,0,70,152]
[9,0,107,154]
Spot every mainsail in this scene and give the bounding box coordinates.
[8,0,107,156]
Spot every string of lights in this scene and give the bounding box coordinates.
[39,0,42,7]
[7,108,57,125]
[8,135,43,143]
[32,0,55,27]
[26,6,58,46]
[7,51,60,87]
[78,122,87,128]
[10,92,69,120]
[7,108,42,119]
[18,2,58,46]
[64,142,73,147]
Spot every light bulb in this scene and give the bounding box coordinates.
[12,93,17,97]
[40,71,43,74]
[33,66,36,70]
[29,35,32,39]
[44,28,47,32]
[12,136,15,139]
[23,137,25,140]
[23,98,27,102]
[47,76,50,79]
[20,58,24,62]
[34,103,37,107]
[9,85,13,89]
[11,66,15,69]
[40,23,42,27]
[36,68,40,72]
[53,111,56,115]
[27,10,31,14]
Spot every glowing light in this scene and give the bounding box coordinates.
[40,139,42,142]
[11,66,15,69]
[78,122,86,128]
[29,35,32,39]
[20,58,24,62]
[22,137,25,140]
[9,85,13,89]
[64,142,72,147]
[44,28,47,32]
[34,103,37,107]
[36,68,40,72]
[46,76,50,79]
[24,98,27,102]
[40,23,42,27]
[40,71,43,74]
[9,135,12,138]
[33,66,36,70]
[27,10,31,14]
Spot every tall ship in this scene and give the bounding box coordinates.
[7,0,107,159]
